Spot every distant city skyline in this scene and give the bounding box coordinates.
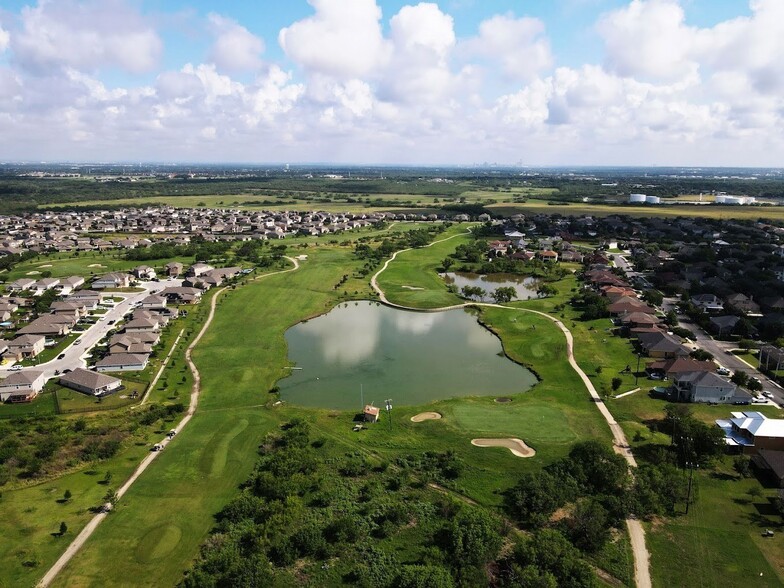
[0,0,780,166]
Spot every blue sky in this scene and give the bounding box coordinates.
[0,1,779,165]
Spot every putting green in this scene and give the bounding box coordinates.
[449,402,577,444]
[135,524,182,563]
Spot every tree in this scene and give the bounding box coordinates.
[611,377,623,392]
[565,499,610,552]
[492,287,517,304]
[537,284,558,298]
[461,286,485,300]
[59,521,67,536]
[505,471,564,527]
[690,349,713,361]
[102,471,113,485]
[747,379,763,393]
[103,488,119,511]
[441,258,454,272]
[63,489,72,502]
[731,370,749,387]
[445,507,503,579]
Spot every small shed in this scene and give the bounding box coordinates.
[363,404,380,423]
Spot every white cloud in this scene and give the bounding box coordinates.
[11,0,162,75]
[596,0,696,82]
[389,3,455,58]
[207,13,265,72]
[463,14,552,81]
[279,0,389,78]
[0,24,9,53]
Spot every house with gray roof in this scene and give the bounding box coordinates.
[59,368,122,397]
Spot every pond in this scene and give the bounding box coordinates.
[441,272,541,302]
[277,301,537,409]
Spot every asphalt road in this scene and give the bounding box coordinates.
[1,278,183,383]
[612,254,782,408]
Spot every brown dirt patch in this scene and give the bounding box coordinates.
[471,438,535,458]
[411,411,442,422]
[494,397,512,403]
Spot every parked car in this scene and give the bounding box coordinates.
[752,396,767,404]
[716,367,731,376]
[108,320,115,325]
[74,339,81,345]
[9,365,22,371]
[57,353,65,359]
[763,391,774,398]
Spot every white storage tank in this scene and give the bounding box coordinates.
[716,195,743,205]
[629,193,647,203]
[645,195,661,204]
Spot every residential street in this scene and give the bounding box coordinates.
[1,278,182,383]
[613,254,782,408]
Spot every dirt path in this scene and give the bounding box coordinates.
[140,329,185,405]
[37,257,300,588]
[370,248,652,588]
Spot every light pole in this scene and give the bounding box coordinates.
[385,399,392,432]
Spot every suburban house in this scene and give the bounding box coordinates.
[536,250,559,262]
[609,297,656,315]
[646,357,714,379]
[716,412,784,454]
[672,371,739,403]
[165,262,184,277]
[56,276,85,294]
[95,353,150,372]
[17,316,72,336]
[753,449,784,487]
[59,368,122,397]
[50,301,89,317]
[7,334,46,359]
[7,278,36,292]
[186,263,214,278]
[0,370,46,402]
[724,293,761,315]
[32,277,60,295]
[110,332,160,347]
[160,286,202,304]
[691,294,724,312]
[139,295,167,310]
[92,272,132,289]
[709,315,741,336]
[636,331,689,358]
[109,336,153,355]
[123,317,160,333]
[618,312,661,328]
[132,265,156,280]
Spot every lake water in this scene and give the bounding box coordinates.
[278,301,536,409]
[442,272,541,302]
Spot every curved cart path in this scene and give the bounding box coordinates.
[37,258,300,588]
[370,243,651,588]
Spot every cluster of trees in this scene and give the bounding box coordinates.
[459,286,518,304]
[570,290,610,321]
[354,226,447,276]
[185,422,649,588]
[0,399,187,486]
[124,239,234,263]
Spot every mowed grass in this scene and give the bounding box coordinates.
[375,224,473,308]
[648,457,784,587]
[4,251,194,282]
[51,248,376,587]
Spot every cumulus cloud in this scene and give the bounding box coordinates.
[463,14,552,81]
[207,13,265,72]
[279,0,389,78]
[596,0,696,82]
[12,0,162,74]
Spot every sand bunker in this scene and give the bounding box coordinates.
[402,285,425,290]
[25,271,40,275]
[411,411,442,422]
[88,264,106,268]
[38,264,53,268]
[471,438,535,458]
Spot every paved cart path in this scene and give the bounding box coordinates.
[37,258,299,588]
[370,237,651,588]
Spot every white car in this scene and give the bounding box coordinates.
[9,364,23,371]
[716,367,731,376]
[763,391,774,399]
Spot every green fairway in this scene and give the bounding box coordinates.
[448,401,579,444]
[374,225,473,308]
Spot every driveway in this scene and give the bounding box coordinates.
[1,278,183,383]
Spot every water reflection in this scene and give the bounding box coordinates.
[279,301,536,409]
[442,272,540,301]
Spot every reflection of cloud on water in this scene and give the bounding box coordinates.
[464,319,499,351]
[392,311,444,335]
[298,305,381,366]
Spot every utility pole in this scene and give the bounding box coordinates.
[685,460,698,514]
[635,352,641,385]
